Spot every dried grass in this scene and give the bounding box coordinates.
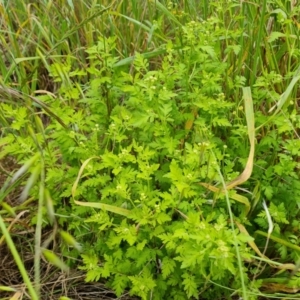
[0,157,138,300]
[0,233,138,300]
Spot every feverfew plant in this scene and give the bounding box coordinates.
[2,2,300,299]
[71,23,252,299]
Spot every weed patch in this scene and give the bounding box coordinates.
[1,1,300,299]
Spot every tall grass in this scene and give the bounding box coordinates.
[1,1,298,94]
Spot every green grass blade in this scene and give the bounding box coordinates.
[256,230,300,252]
[250,0,267,86]
[269,65,300,114]
[48,5,112,55]
[0,215,39,300]
[113,48,166,67]
[74,200,130,217]
[109,11,151,31]
[210,150,248,299]
[72,156,130,217]
[71,156,99,199]
[152,0,182,26]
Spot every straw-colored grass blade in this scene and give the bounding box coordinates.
[199,87,255,214]
[236,222,266,259]
[199,182,250,215]
[226,87,255,189]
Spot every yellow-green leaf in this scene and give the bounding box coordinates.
[42,249,69,272]
[60,230,82,251]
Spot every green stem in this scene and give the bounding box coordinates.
[250,0,267,86]
[0,215,38,300]
[255,230,300,252]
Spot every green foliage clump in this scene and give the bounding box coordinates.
[47,24,252,299]
[1,1,300,300]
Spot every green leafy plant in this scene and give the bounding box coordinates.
[67,25,254,298]
[1,1,300,300]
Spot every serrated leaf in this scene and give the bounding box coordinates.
[264,186,273,200]
[156,212,172,224]
[164,160,183,181]
[136,239,147,251]
[232,44,241,55]
[182,273,198,298]
[200,45,216,58]
[161,257,176,279]
[101,264,111,278]
[267,31,286,43]
[86,267,102,282]
[212,117,232,127]
[112,274,129,297]
[131,113,150,127]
